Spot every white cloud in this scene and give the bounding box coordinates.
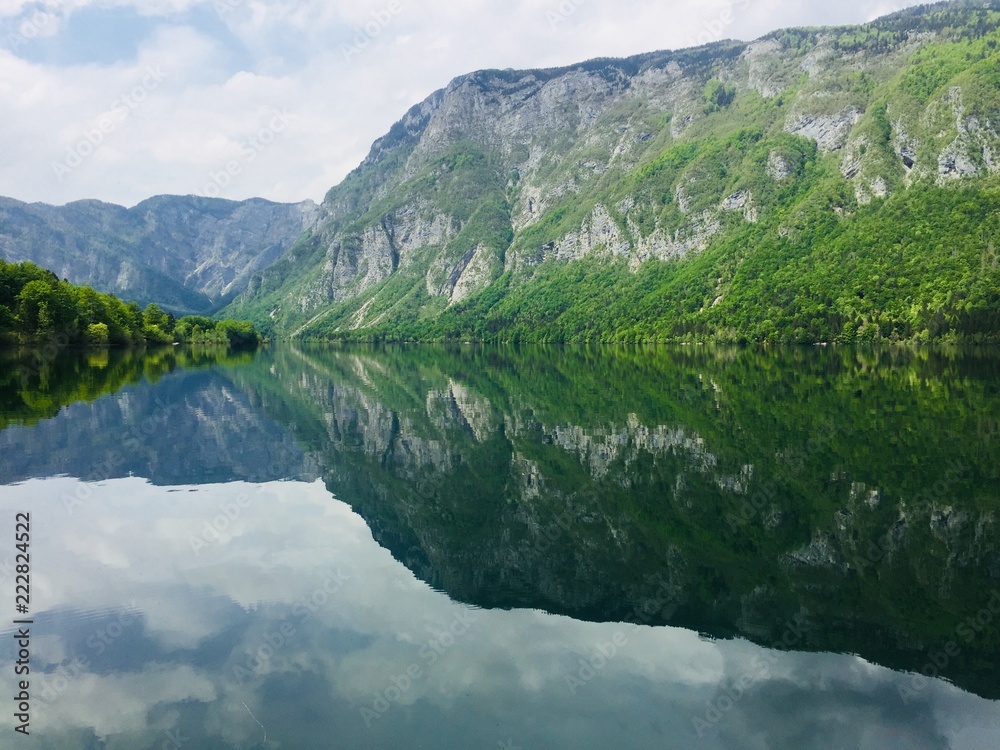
[0,0,35,17]
[37,0,204,16]
[29,666,217,740]
[0,0,932,206]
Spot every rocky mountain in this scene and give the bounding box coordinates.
[225,0,1000,343]
[0,195,318,314]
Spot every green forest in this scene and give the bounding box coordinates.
[0,259,262,349]
[339,179,1000,345]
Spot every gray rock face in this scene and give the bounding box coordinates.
[310,202,459,310]
[934,87,1000,181]
[743,39,799,98]
[546,204,631,263]
[260,28,933,330]
[785,106,864,152]
[767,152,794,180]
[631,213,722,267]
[447,244,499,304]
[252,6,994,334]
[0,195,318,313]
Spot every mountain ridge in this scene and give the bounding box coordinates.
[0,194,318,315]
[222,0,1000,343]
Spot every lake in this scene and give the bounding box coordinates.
[1,343,999,749]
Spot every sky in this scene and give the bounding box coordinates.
[0,0,929,208]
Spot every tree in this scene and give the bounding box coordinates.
[704,79,736,112]
[86,322,110,347]
[143,303,173,332]
[216,319,261,349]
[16,280,75,337]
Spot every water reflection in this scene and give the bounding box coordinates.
[0,343,999,748]
[228,345,1000,698]
[0,352,316,485]
[1,477,997,749]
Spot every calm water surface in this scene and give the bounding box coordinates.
[0,344,998,749]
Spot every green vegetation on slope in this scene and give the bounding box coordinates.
[225,2,1000,344]
[0,259,263,349]
[310,179,1000,344]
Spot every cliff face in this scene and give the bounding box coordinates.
[0,195,318,314]
[3,3,997,334]
[225,1,1000,338]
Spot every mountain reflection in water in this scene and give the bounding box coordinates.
[1,343,998,749]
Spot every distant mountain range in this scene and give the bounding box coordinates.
[0,195,316,314]
[4,0,1000,340]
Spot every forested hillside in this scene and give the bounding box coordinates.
[225,1,1000,343]
[0,259,261,348]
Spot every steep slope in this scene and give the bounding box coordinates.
[226,1,1000,343]
[0,195,318,314]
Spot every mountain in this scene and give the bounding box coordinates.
[225,0,1000,343]
[0,195,318,315]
